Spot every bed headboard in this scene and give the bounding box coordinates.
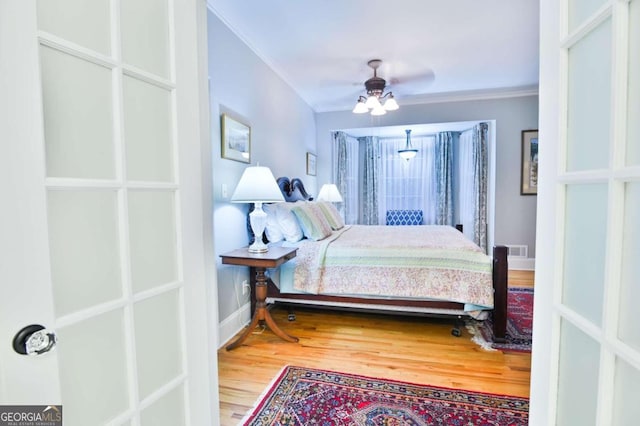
[276,177,313,202]
[247,177,313,244]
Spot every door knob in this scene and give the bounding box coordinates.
[13,324,57,355]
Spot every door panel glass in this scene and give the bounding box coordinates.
[618,182,640,350]
[48,190,122,316]
[37,0,111,55]
[627,0,640,167]
[568,0,607,32]
[567,19,611,172]
[40,46,115,179]
[128,191,178,293]
[134,290,183,400]
[562,184,607,325]
[121,0,170,78]
[612,357,640,425]
[556,319,600,426]
[140,386,185,426]
[123,76,174,182]
[57,310,129,426]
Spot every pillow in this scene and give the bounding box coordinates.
[276,202,304,243]
[317,201,345,230]
[291,202,333,241]
[263,203,284,242]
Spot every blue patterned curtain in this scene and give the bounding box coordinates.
[359,136,379,225]
[435,132,455,225]
[332,131,353,224]
[472,123,489,252]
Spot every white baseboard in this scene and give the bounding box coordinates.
[508,257,535,271]
[218,302,251,349]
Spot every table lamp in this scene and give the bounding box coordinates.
[316,184,343,203]
[231,165,285,253]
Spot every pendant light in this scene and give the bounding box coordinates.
[398,129,418,161]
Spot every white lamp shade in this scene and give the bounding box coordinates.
[398,149,418,161]
[317,184,343,202]
[364,95,381,109]
[230,166,285,203]
[383,96,399,111]
[370,104,387,116]
[352,101,369,114]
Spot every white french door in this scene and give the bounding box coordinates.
[532,0,640,424]
[0,1,216,425]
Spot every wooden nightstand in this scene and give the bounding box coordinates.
[220,246,298,350]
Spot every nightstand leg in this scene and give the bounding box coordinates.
[226,267,298,350]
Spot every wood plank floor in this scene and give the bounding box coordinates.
[217,270,534,425]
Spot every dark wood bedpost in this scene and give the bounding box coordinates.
[492,245,508,343]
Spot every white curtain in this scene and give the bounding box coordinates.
[377,135,437,224]
[457,129,475,242]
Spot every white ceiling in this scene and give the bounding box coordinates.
[208,1,540,113]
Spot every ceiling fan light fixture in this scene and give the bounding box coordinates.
[364,95,381,109]
[352,97,369,113]
[370,104,387,116]
[383,94,399,111]
[352,59,400,116]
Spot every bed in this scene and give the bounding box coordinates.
[249,177,508,341]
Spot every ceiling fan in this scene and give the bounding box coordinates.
[352,59,398,115]
[352,59,436,115]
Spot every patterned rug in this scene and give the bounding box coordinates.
[242,366,529,425]
[468,287,534,352]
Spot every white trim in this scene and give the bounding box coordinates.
[314,86,539,113]
[507,257,536,271]
[561,3,613,49]
[217,303,251,349]
[38,31,117,69]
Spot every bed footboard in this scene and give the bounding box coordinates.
[492,245,508,343]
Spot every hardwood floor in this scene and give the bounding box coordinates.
[217,270,534,425]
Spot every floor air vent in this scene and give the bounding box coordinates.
[506,245,528,258]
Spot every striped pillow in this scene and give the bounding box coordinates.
[317,201,345,230]
[291,202,332,241]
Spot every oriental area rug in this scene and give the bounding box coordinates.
[241,366,529,425]
[468,287,534,352]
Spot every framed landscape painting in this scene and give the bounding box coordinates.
[521,130,539,195]
[221,114,250,163]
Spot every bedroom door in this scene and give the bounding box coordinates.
[0,1,216,425]
[531,0,640,424]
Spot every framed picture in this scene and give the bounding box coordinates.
[521,130,539,195]
[306,152,317,176]
[221,113,250,163]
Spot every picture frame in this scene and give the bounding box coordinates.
[306,152,317,176]
[221,113,251,163]
[521,130,539,195]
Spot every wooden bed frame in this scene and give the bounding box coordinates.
[249,177,509,342]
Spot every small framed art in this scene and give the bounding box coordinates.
[306,152,317,176]
[521,130,539,195]
[221,113,250,163]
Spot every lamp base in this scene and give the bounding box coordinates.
[247,240,268,253]
[248,202,269,253]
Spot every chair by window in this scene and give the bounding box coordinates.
[386,210,424,226]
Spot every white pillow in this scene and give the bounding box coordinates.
[263,203,284,242]
[276,202,304,243]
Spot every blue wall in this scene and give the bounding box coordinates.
[207,11,317,326]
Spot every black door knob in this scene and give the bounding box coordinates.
[13,324,57,355]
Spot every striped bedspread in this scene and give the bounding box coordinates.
[292,225,494,309]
